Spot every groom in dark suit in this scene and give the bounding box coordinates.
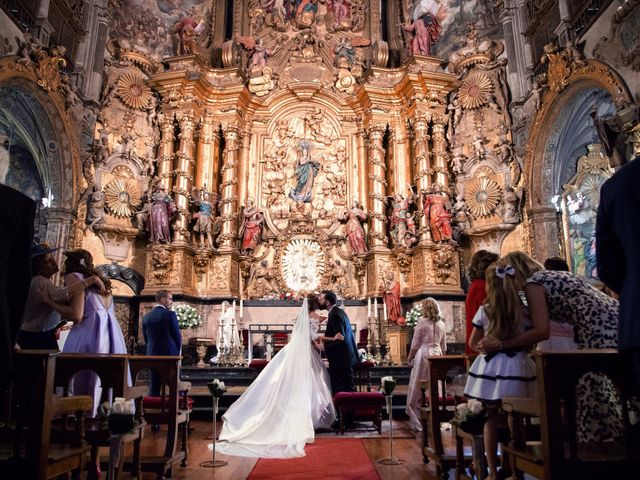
[142,290,182,396]
[320,290,359,394]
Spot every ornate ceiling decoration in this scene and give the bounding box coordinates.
[115,72,152,110]
[465,176,502,218]
[458,72,494,109]
[104,178,141,218]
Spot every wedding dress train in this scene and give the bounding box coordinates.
[212,298,336,458]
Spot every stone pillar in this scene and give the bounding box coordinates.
[555,0,573,44]
[173,111,196,242]
[195,110,215,190]
[501,0,531,101]
[158,115,175,192]
[430,115,449,190]
[413,114,432,243]
[218,123,240,251]
[367,124,388,249]
[45,207,76,271]
[31,0,54,46]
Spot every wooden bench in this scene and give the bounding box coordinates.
[419,355,471,479]
[53,353,144,480]
[502,350,640,479]
[0,351,93,480]
[127,355,187,479]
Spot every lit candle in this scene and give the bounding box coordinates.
[232,300,236,317]
[383,302,388,322]
[374,298,378,318]
[240,298,244,318]
[367,298,371,318]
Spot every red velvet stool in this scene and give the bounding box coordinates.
[333,391,385,434]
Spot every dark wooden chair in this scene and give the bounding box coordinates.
[53,353,144,480]
[354,360,375,392]
[127,355,186,479]
[502,349,640,479]
[419,355,471,479]
[0,351,93,480]
[357,328,369,350]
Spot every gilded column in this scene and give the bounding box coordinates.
[391,112,411,191]
[173,111,196,242]
[367,124,388,249]
[158,114,175,191]
[413,113,432,243]
[195,110,215,191]
[430,115,449,190]
[218,123,240,251]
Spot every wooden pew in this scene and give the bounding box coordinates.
[127,355,186,479]
[419,354,470,479]
[0,350,93,480]
[53,353,144,480]
[503,349,640,479]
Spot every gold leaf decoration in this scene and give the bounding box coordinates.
[465,177,502,218]
[104,178,141,218]
[458,72,494,109]
[115,73,152,110]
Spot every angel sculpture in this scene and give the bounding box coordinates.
[237,36,273,74]
[86,189,106,231]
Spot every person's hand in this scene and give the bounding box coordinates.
[335,333,344,341]
[91,276,106,294]
[477,336,502,354]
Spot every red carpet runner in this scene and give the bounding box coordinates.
[247,438,381,480]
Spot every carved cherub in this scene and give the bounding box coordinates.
[86,189,106,231]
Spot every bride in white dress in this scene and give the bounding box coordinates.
[213,296,340,458]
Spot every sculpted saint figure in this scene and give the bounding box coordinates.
[192,190,216,248]
[338,199,368,255]
[239,198,264,255]
[390,188,417,248]
[149,184,176,243]
[289,141,320,203]
[382,271,404,325]
[422,186,453,243]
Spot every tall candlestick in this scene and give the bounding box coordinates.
[383,302,388,322]
[367,298,371,317]
[232,299,236,318]
[240,298,244,318]
[374,298,378,318]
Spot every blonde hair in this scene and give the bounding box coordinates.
[421,297,442,323]
[501,251,544,289]
[483,259,523,341]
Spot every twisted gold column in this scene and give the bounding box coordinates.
[431,115,449,190]
[413,114,432,243]
[195,110,215,191]
[158,115,175,191]
[173,111,196,242]
[218,123,240,251]
[367,124,388,248]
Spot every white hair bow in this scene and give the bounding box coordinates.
[495,265,515,279]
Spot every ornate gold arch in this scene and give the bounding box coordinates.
[524,57,633,210]
[0,54,83,210]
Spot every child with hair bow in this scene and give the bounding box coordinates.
[463,258,537,480]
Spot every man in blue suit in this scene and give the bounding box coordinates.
[142,290,181,396]
[320,290,359,394]
[596,155,640,393]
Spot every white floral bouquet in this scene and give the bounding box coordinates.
[405,304,422,328]
[452,398,485,434]
[380,375,397,395]
[174,304,201,330]
[207,378,227,398]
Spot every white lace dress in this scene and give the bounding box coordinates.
[214,299,336,458]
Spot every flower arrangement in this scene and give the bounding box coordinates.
[207,378,227,398]
[380,376,397,395]
[405,304,422,328]
[451,398,485,434]
[174,304,201,330]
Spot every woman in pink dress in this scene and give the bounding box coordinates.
[405,298,447,431]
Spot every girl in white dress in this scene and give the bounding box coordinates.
[214,296,340,458]
[464,260,537,480]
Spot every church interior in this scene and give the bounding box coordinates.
[1,0,639,478]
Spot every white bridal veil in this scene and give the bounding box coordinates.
[212,298,335,458]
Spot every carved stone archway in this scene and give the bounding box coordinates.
[0,54,83,253]
[524,56,634,260]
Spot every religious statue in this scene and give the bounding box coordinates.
[334,36,356,67]
[91,135,111,166]
[530,80,542,112]
[149,184,177,243]
[327,259,353,298]
[247,260,279,298]
[191,189,216,248]
[86,189,106,231]
[500,187,522,224]
[401,1,445,57]
[389,188,417,248]
[451,194,470,240]
[381,270,404,325]
[289,141,320,203]
[173,16,203,56]
[472,134,487,159]
[422,186,453,243]
[134,193,152,232]
[292,0,318,27]
[239,198,264,255]
[250,38,272,71]
[338,198,368,255]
